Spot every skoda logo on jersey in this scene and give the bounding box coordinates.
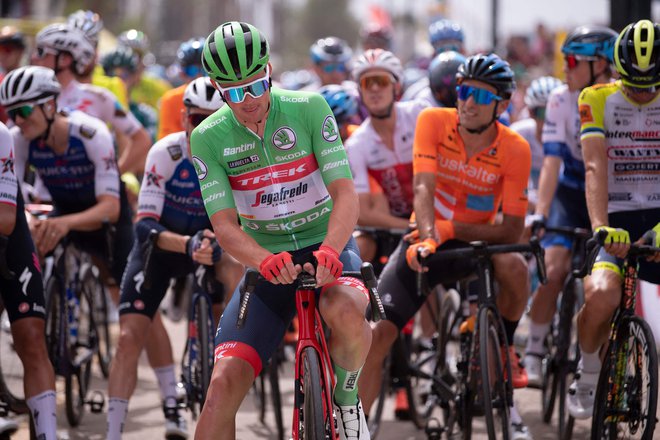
[322,116,339,143]
[272,127,297,150]
[192,156,208,180]
[243,221,260,231]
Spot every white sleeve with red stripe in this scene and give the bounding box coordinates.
[136,140,178,220]
[0,123,17,207]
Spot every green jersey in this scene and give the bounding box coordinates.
[190,88,353,252]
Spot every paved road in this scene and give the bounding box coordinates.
[6,316,660,440]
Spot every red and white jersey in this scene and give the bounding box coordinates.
[0,122,17,207]
[345,99,429,217]
[58,80,142,137]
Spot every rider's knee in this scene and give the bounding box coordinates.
[584,271,621,316]
[371,320,398,353]
[12,321,49,362]
[115,318,149,359]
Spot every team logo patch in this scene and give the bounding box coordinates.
[146,164,163,187]
[133,300,145,310]
[579,104,594,124]
[272,127,297,150]
[1,150,14,174]
[180,168,190,179]
[322,116,339,142]
[192,155,208,180]
[167,145,182,160]
[18,302,29,313]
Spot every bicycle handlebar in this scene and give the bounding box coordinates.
[236,261,385,329]
[421,237,548,285]
[0,235,15,280]
[577,229,660,278]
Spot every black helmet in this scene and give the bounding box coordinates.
[561,25,618,61]
[0,26,26,49]
[428,50,466,106]
[614,20,660,88]
[456,53,515,98]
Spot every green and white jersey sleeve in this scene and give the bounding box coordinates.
[190,88,353,252]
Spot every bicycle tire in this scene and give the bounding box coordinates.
[592,316,658,440]
[367,351,390,439]
[44,276,63,371]
[65,287,94,427]
[558,278,582,440]
[298,346,326,440]
[84,270,112,378]
[436,288,459,378]
[192,294,213,413]
[541,328,558,423]
[268,346,285,440]
[478,306,510,440]
[0,310,27,413]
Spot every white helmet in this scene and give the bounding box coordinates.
[524,76,563,109]
[183,77,223,111]
[0,66,61,108]
[35,23,95,75]
[352,49,404,85]
[67,9,104,46]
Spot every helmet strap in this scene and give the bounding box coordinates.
[38,103,56,144]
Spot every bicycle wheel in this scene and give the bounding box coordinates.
[83,269,112,378]
[592,317,658,440]
[541,320,558,423]
[0,310,27,413]
[65,288,94,427]
[191,294,213,414]
[367,350,391,439]
[557,278,581,440]
[478,306,510,440]
[298,346,326,440]
[268,346,285,440]
[44,276,63,370]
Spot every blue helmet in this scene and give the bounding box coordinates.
[319,84,358,124]
[310,36,352,64]
[429,19,464,48]
[457,53,516,98]
[561,25,618,61]
[177,38,205,67]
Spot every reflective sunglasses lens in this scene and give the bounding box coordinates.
[224,79,269,103]
[188,113,208,127]
[361,75,392,89]
[457,85,499,105]
[322,63,347,73]
[184,64,204,78]
[8,105,34,121]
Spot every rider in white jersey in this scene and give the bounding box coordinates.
[31,22,151,176]
[523,26,617,388]
[568,21,660,419]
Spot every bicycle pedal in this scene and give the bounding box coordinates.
[86,390,105,413]
[425,417,445,440]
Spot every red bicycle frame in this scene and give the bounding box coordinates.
[291,285,337,440]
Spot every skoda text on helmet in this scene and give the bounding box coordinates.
[318,84,359,124]
[614,20,660,88]
[352,49,404,85]
[67,9,103,47]
[524,76,563,109]
[183,76,223,111]
[101,46,140,76]
[0,65,61,109]
[428,19,464,54]
[202,21,270,84]
[35,23,96,76]
[428,50,466,107]
[310,36,353,64]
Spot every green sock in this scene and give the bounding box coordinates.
[333,364,362,406]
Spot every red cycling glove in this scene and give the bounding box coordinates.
[259,252,293,281]
[313,245,343,279]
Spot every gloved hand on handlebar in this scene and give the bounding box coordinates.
[406,238,438,272]
[186,230,222,265]
[640,223,660,263]
[259,251,297,284]
[595,226,630,259]
[313,245,343,285]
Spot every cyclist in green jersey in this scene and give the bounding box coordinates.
[191,21,372,440]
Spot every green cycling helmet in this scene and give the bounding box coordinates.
[202,21,269,83]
